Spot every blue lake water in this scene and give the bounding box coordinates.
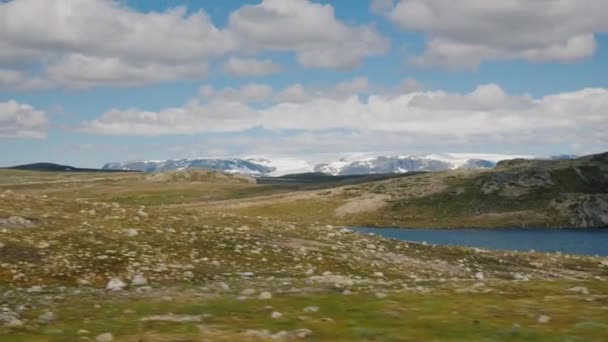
[354,227,608,256]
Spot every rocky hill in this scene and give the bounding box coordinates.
[215,152,608,229]
[384,152,608,228]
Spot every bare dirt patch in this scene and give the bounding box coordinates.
[335,195,389,217]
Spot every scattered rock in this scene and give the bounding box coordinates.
[567,286,590,295]
[27,285,43,293]
[0,216,35,229]
[303,306,319,313]
[131,274,147,286]
[140,314,202,323]
[244,328,313,340]
[512,273,530,281]
[96,332,114,341]
[292,328,313,338]
[135,286,153,293]
[258,291,272,300]
[271,311,283,319]
[240,288,256,296]
[37,241,50,249]
[38,311,56,323]
[0,311,22,327]
[537,315,551,324]
[137,207,149,218]
[106,278,127,291]
[123,228,139,237]
[309,274,354,288]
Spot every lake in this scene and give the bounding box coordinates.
[354,227,608,256]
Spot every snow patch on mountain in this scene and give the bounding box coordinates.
[312,153,534,175]
[102,152,536,176]
[246,157,313,176]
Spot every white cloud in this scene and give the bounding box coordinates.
[0,69,51,90]
[0,100,48,138]
[0,0,233,87]
[46,55,208,88]
[200,83,274,103]
[80,101,260,136]
[382,0,608,69]
[331,77,370,98]
[274,77,371,103]
[228,0,389,69]
[223,57,283,77]
[0,0,390,89]
[0,0,235,63]
[199,77,373,105]
[78,82,608,155]
[274,84,311,103]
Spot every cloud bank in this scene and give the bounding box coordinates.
[0,0,388,88]
[378,0,608,68]
[78,83,608,152]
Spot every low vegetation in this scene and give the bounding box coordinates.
[1,155,608,340]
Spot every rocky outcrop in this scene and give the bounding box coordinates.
[554,194,608,228]
[463,152,608,227]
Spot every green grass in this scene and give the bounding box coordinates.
[3,281,608,341]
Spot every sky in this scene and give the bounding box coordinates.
[0,0,607,167]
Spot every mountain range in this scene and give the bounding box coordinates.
[102,153,546,176]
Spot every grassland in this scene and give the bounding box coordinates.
[1,167,608,341]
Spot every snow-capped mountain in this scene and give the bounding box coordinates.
[312,153,527,176]
[102,153,534,176]
[102,158,275,175]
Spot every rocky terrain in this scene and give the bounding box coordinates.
[1,156,608,341]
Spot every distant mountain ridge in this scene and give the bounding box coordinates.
[103,158,274,175]
[314,155,499,175]
[102,153,535,176]
[6,162,138,173]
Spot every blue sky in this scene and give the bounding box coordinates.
[1,0,607,167]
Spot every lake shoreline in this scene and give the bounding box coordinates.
[351,226,608,256]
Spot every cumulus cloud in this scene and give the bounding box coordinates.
[0,0,235,63]
[274,84,311,103]
[0,100,48,138]
[223,57,283,77]
[228,0,389,69]
[198,77,373,105]
[0,0,234,88]
[199,83,274,103]
[46,55,208,88]
[0,0,390,89]
[0,69,51,90]
[274,77,372,103]
[78,82,608,154]
[382,0,608,69]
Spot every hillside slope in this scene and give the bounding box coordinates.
[224,152,608,228]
